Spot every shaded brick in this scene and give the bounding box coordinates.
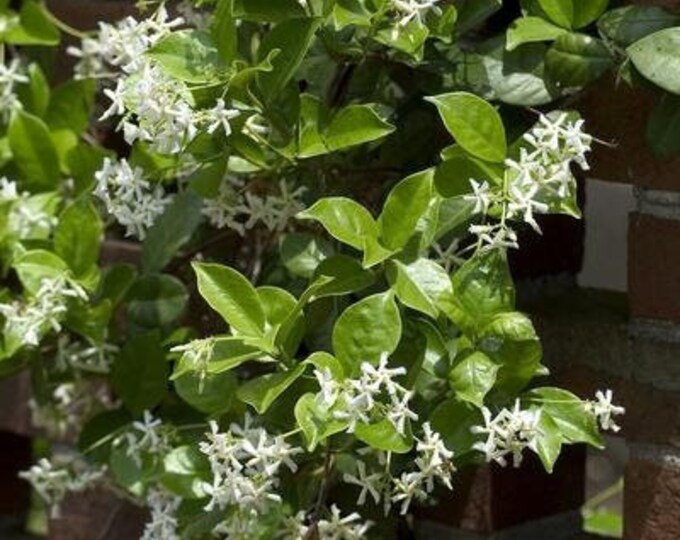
[629,213,680,322]
[0,432,32,515]
[415,446,585,533]
[576,76,680,191]
[49,488,146,540]
[624,458,680,540]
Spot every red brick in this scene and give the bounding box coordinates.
[415,446,586,532]
[576,77,680,191]
[45,0,136,31]
[0,432,32,514]
[49,488,146,540]
[629,214,680,322]
[624,458,680,540]
[0,371,33,437]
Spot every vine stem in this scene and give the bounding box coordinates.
[304,446,335,539]
[42,8,89,40]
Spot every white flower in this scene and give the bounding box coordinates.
[121,410,173,467]
[0,276,87,348]
[471,400,540,468]
[93,158,172,239]
[0,58,28,121]
[589,389,625,433]
[205,98,241,136]
[141,489,182,540]
[343,461,385,506]
[469,223,519,252]
[392,0,442,27]
[465,179,493,215]
[19,457,104,518]
[201,177,246,234]
[238,180,307,233]
[316,505,372,539]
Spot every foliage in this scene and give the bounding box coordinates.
[1,0,660,537]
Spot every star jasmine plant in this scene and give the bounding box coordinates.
[5,0,670,537]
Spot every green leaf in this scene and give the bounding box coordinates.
[628,28,680,95]
[456,0,502,34]
[296,95,394,158]
[387,258,452,318]
[8,110,60,191]
[142,191,203,274]
[298,197,378,252]
[295,392,347,450]
[309,255,376,300]
[537,0,573,28]
[172,336,263,378]
[16,63,50,118]
[46,80,95,134]
[435,147,503,197]
[175,369,237,415]
[126,274,189,328]
[572,0,609,30]
[4,1,60,45]
[429,398,481,457]
[54,199,103,279]
[333,0,372,29]
[148,30,221,83]
[97,264,137,307]
[281,232,333,279]
[435,196,476,240]
[14,250,69,294]
[440,250,515,330]
[506,17,567,51]
[426,92,507,163]
[449,350,499,407]
[646,93,680,157]
[233,0,307,22]
[332,291,401,375]
[112,332,168,415]
[258,286,305,356]
[533,411,562,473]
[374,20,429,60]
[524,387,604,448]
[379,169,433,251]
[598,6,680,47]
[354,419,413,453]
[161,445,211,499]
[257,17,321,101]
[193,262,266,336]
[237,364,307,413]
[546,33,613,87]
[212,0,237,64]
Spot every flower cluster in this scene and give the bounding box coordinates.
[19,456,104,518]
[342,423,455,515]
[141,488,182,540]
[314,353,417,435]
[471,400,541,468]
[119,410,174,467]
[94,157,172,239]
[465,112,592,251]
[588,389,625,433]
[199,418,302,516]
[0,276,87,348]
[67,6,183,78]
[1,177,58,239]
[54,335,119,374]
[202,178,307,235]
[0,58,28,122]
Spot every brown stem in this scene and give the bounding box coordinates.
[304,447,335,539]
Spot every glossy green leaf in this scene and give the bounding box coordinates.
[298,197,378,251]
[546,33,613,87]
[142,191,203,274]
[280,232,333,279]
[506,17,567,51]
[148,31,221,83]
[387,258,452,318]
[449,350,499,407]
[112,332,168,415]
[212,0,237,63]
[598,6,680,47]
[332,291,401,375]
[14,250,69,294]
[237,364,306,413]
[193,262,266,336]
[16,63,50,117]
[429,398,481,457]
[533,411,562,473]
[525,387,604,448]
[427,92,507,163]
[257,17,321,101]
[161,445,211,499]
[8,110,60,191]
[46,80,96,134]
[175,369,237,415]
[309,255,376,300]
[379,169,433,250]
[126,274,189,328]
[355,419,413,453]
[537,0,573,28]
[4,1,60,45]
[295,392,347,450]
[628,28,680,94]
[54,199,103,279]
